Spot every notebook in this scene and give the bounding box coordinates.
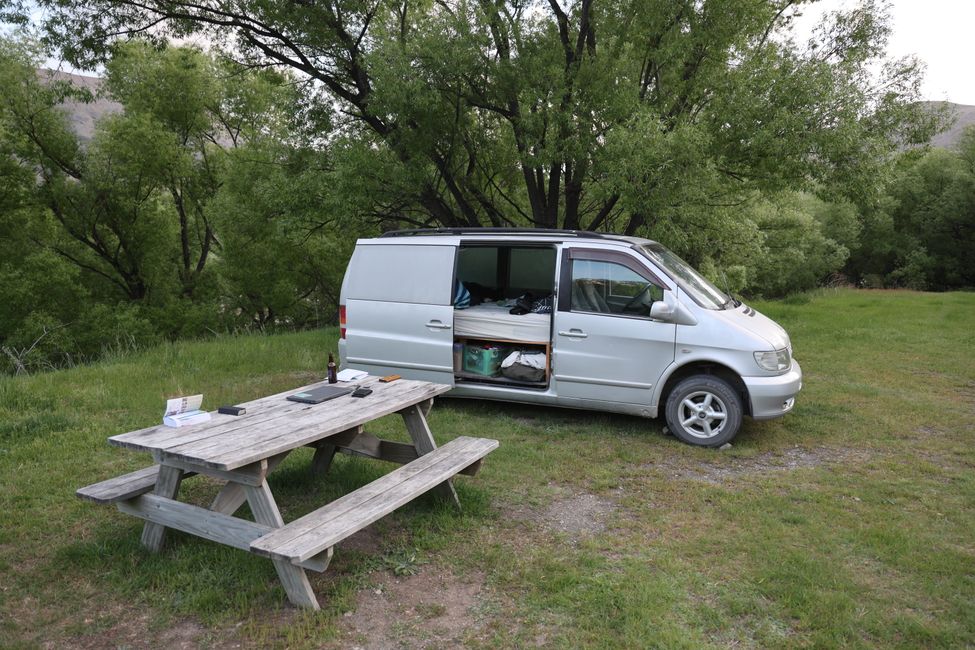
[286,385,354,404]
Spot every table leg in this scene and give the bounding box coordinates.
[310,442,337,477]
[211,451,291,516]
[400,403,460,509]
[310,426,363,477]
[141,465,184,552]
[244,479,319,610]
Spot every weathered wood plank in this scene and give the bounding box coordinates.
[110,388,327,452]
[266,438,496,563]
[77,465,160,504]
[299,547,333,573]
[145,378,432,463]
[308,425,361,477]
[155,455,269,486]
[245,479,319,610]
[165,381,450,471]
[209,451,291,515]
[108,379,344,450]
[209,482,247,517]
[251,437,498,563]
[110,377,448,461]
[311,443,338,477]
[117,494,273,551]
[140,465,184,552]
[191,381,442,463]
[334,432,483,476]
[252,438,485,560]
[401,403,459,508]
[337,432,419,464]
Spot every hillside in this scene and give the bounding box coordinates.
[38,70,121,142]
[928,102,975,149]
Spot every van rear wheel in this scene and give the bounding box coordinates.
[664,375,743,447]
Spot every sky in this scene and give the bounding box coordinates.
[792,0,975,105]
[9,1,975,106]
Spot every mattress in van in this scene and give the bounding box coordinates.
[454,303,550,342]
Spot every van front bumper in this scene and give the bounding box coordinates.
[744,359,802,420]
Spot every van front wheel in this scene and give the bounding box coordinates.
[664,376,743,447]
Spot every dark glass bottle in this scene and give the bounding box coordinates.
[327,353,338,383]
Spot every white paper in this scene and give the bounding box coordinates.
[163,394,211,428]
[336,368,368,382]
[165,394,203,417]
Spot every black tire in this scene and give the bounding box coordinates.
[664,375,743,447]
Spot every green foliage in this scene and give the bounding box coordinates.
[0,37,350,372]
[23,0,941,234]
[852,128,975,290]
[747,193,851,296]
[211,142,355,327]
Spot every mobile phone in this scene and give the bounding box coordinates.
[218,405,246,416]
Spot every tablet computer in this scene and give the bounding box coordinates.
[286,385,354,404]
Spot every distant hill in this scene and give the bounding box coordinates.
[926,102,975,150]
[38,70,120,142]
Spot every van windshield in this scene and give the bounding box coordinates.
[639,243,731,310]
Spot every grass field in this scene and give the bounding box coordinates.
[1,289,973,648]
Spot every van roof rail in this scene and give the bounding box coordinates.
[379,227,609,239]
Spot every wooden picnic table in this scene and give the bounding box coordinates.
[77,375,498,610]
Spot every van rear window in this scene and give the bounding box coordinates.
[344,244,455,304]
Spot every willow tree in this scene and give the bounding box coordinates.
[12,0,939,234]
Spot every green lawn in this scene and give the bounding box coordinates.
[1,289,973,648]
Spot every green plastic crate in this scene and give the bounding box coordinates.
[463,344,507,376]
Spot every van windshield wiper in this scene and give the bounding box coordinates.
[718,271,740,310]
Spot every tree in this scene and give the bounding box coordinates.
[0,39,304,300]
[17,0,941,235]
[883,138,975,289]
[210,141,355,328]
[0,37,338,370]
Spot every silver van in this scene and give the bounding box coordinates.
[338,229,802,447]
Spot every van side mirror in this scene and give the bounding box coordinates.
[649,299,674,321]
[650,290,698,326]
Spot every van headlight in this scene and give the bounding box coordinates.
[754,349,791,372]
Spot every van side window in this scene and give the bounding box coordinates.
[570,260,662,317]
[457,245,556,299]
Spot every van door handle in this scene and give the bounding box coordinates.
[558,329,588,339]
[426,320,452,330]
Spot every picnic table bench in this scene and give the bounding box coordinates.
[77,376,498,610]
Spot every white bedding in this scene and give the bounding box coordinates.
[454,302,551,342]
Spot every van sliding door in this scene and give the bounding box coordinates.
[343,243,457,384]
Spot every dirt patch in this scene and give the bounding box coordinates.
[336,567,489,649]
[504,486,616,541]
[916,426,944,437]
[537,493,615,538]
[648,446,869,485]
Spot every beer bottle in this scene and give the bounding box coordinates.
[327,353,338,383]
